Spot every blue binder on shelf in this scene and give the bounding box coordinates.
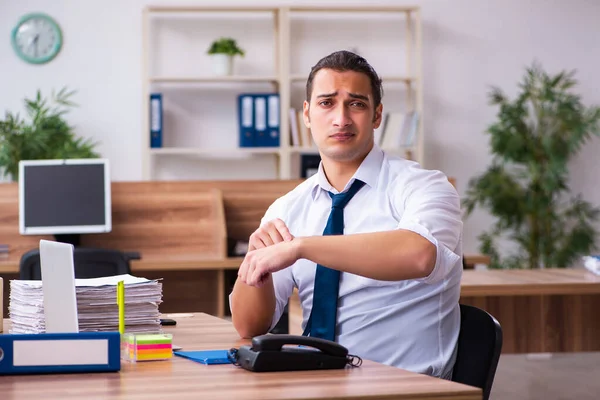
[237,93,281,148]
[253,94,268,148]
[263,94,280,147]
[238,94,255,147]
[150,93,163,148]
[0,331,121,375]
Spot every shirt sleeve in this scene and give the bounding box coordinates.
[228,197,296,330]
[394,167,463,284]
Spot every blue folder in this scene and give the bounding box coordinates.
[174,350,232,365]
[238,94,255,147]
[150,93,163,148]
[0,331,121,375]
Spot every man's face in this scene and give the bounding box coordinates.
[303,68,382,163]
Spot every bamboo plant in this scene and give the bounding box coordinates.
[463,63,600,269]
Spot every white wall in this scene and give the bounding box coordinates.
[2,0,600,253]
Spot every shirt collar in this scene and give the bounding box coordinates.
[310,144,384,200]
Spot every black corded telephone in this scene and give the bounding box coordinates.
[228,334,362,372]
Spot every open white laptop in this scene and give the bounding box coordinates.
[39,239,79,333]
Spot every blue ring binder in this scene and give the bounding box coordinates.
[0,331,121,375]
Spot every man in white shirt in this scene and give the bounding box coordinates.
[230,50,463,379]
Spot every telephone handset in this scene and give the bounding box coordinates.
[228,334,362,372]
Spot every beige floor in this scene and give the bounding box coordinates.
[491,352,600,400]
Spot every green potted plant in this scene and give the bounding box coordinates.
[207,37,245,76]
[463,63,600,269]
[0,87,99,181]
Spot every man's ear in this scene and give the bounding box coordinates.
[372,103,383,129]
[302,100,311,128]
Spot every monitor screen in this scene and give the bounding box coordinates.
[19,159,112,235]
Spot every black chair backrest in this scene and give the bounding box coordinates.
[19,247,131,280]
[452,304,503,400]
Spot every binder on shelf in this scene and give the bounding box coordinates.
[0,331,121,375]
[263,94,280,147]
[403,111,420,147]
[150,93,163,148]
[238,94,255,147]
[253,95,268,148]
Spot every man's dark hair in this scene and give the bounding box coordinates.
[305,50,383,111]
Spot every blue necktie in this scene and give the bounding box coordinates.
[303,179,366,341]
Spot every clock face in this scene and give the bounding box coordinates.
[11,13,62,64]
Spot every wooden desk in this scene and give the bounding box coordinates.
[289,269,600,354]
[0,313,481,400]
[462,254,490,269]
[460,268,600,354]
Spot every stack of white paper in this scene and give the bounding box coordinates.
[9,274,163,334]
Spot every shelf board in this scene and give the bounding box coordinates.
[147,6,278,13]
[290,6,419,13]
[146,6,417,14]
[290,74,416,83]
[149,147,281,157]
[150,76,279,84]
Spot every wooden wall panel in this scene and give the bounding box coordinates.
[460,295,544,353]
[84,187,227,260]
[461,294,600,354]
[104,179,303,242]
[544,294,600,353]
[141,270,220,316]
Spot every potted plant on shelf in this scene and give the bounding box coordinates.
[462,62,600,269]
[0,87,99,181]
[207,37,245,76]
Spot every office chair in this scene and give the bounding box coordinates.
[452,304,503,400]
[19,247,135,280]
[270,304,290,334]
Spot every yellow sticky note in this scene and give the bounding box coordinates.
[117,281,125,334]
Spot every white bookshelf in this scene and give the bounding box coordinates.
[141,5,423,180]
[149,76,280,84]
[149,147,281,156]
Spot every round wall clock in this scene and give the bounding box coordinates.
[11,13,63,64]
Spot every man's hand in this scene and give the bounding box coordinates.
[239,240,301,287]
[239,218,294,286]
[248,218,293,250]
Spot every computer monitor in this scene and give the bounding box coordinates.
[19,159,112,246]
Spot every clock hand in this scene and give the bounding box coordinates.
[33,35,39,58]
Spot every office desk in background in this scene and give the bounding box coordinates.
[0,253,486,319]
[289,268,600,354]
[0,179,488,319]
[460,268,600,354]
[0,313,481,400]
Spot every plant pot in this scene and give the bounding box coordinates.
[211,54,233,76]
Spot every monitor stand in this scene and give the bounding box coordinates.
[54,234,81,247]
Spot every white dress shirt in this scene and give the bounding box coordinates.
[236,144,463,379]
